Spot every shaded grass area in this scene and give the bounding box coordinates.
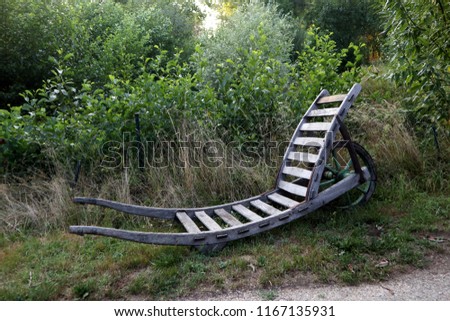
[1,181,448,300]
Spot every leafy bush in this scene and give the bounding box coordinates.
[0,50,217,174]
[300,0,383,63]
[291,26,363,108]
[195,1,296,83]
[382,0,449,130]
[1,1,362,176]
[0,0,199,108]
[0,0,72,106]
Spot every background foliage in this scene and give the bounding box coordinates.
[305,0,383,62]
[1,1,362,175]
[0,0,199,107]
[382,0,449,128]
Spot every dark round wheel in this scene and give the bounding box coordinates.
[320,140,376,208]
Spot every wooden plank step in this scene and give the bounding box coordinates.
[250,199,282,216]
[176,211,201,233]
[308,107,340,117]
[288,152,319,164]
[316,94,347,105]
[214,208,243,227]
[232,204,262,222]
[278,180,307,197]
[268,193,300,208]
[282,166,312,179]
[294,137,324,147]
[300,122,332,131]
[195,211,222,231]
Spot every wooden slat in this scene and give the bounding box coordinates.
[288,152,319,164]
[268,193,300,208]
[232,204,262,222]
[282,166,312,179]
[278,180,307,197]
[250,200,282,216]
[176,212,201,233]
[214,208,243,227]
[300,122,332,131]
[316,94,347,105]
[294,137,324,147]
[195,211,222,231]
[308,107,340,117]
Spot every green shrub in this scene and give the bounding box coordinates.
[194,28,293,144]
[0,0,199,108]
[306,0,382,56]
[382,0,449,130]
[0,0,73,106]
[195,1,296,83]
[193,2,362,143]
[290,26,363,112]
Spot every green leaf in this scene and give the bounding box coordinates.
[63,53,74,61]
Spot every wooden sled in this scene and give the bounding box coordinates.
[70,83,376,252]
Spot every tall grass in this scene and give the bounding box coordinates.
[0,139,276,235]
[1,175,73,234]
[352,75,449,193]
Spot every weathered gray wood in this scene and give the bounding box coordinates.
[316,94,347,105]
[232,204,262,222]
[274,88,330,186]
[306,131,333,200]
[278,180,307,197]
[293,137,324,147]
[287,152,319,164]
[195,211,222,231]
[176,212,201,233]
[250,200,282,215]
[268,193,300,208]
[73,193,265,219]
[300,122,332,131]
[214,209,243,227]
[308,108,340,117]
[304,84,362,200]
[282,166,312,180]
[73,197,177,219]
[275,83,360,189]
[69,169,370,246]
[74,85,361,219]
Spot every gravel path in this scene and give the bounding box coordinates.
[186,253,450,301]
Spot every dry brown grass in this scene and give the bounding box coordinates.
[349,100,423,178]
[0,175,74,234]
[348,75,449,193]
[1,139,277,234]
